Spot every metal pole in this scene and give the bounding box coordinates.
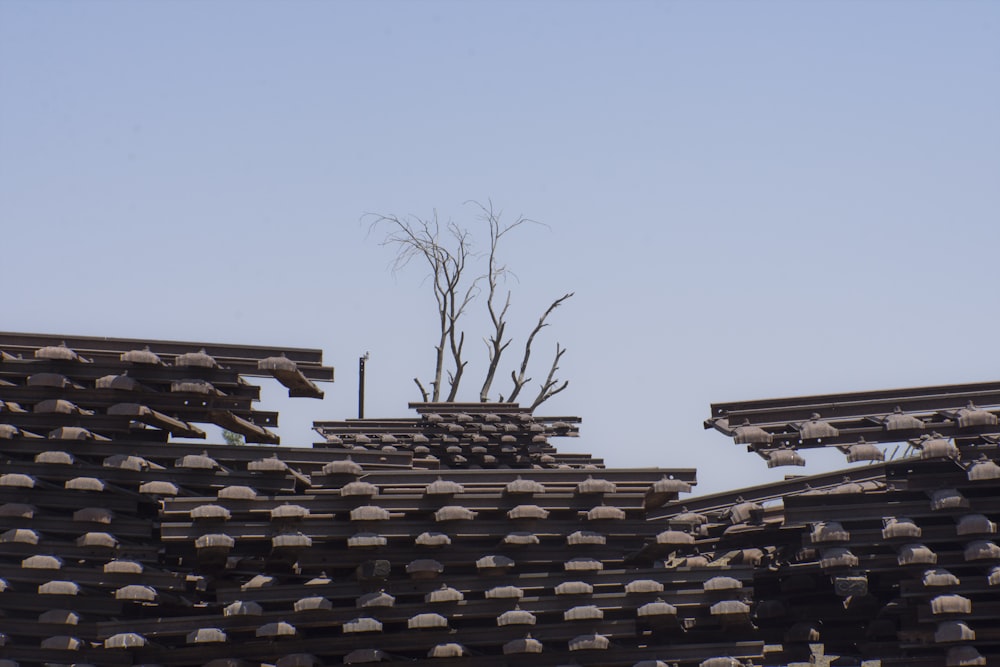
[358,352,369,419]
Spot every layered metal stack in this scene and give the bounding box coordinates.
[691,380,1000,666]
[2,331,767,667]
[7,329,1000,666]
[314,403,592,470]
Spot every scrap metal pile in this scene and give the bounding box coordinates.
[2,331,999,666]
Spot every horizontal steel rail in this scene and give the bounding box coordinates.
[0,331,334,381]
[708,379,1000,423]
[0,436,413,472]
[355,467,696,486]
[648,462,888,520]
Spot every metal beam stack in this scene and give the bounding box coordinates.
[6,331,1000,666]
[3,331,765,667]
[689,382,1000,665]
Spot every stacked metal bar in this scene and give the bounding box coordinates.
[704,379,1000,465]
[768,453,1000,667]
[10,330,1000,666]
[0,332,335,444]
[3,332,770,667]
[681,383,1000,666]
[314,403,594,470]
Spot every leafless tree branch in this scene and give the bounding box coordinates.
[507,292,574,404]
[444,229,477,401]
[413,377,430,402]
[368,212,477,402]
[479,291,511,402]
[476,199,535,401]
[530,343,569,410]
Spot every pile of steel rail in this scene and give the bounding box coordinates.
[2,331,999,666]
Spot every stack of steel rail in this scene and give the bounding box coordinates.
[7,331,999,666]
[2,331,766,667]
[314,403,592,470]
[685,382,1000,665]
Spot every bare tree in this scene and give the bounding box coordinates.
[477,201,531,402]
[368,211,478,402]
[369,201,572,409]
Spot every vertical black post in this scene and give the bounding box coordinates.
[358,352,369,419]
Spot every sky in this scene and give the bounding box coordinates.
[2,0,998,495]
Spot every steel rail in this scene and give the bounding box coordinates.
[647,462,889,520]
[0,330,335,381]
[709,378,1000,421]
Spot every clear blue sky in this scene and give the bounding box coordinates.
[2,1,998,493]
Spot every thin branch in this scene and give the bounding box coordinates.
[508,292,574,403]
[445,331,467,401]
[530,342,569,410]
[475,199,535,401]
[479,292,511,401]
[413,377,430,402]
[443,225,478,401]
[368,211,475,402]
